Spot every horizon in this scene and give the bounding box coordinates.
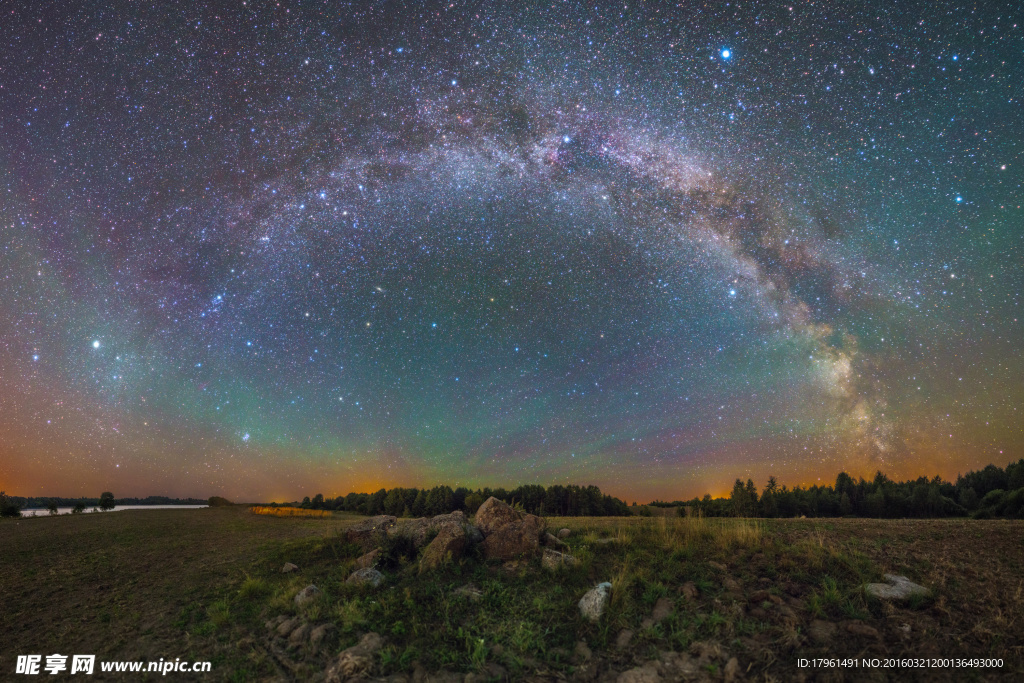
[2,2,1020,503]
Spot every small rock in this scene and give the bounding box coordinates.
[276,617,301,637]
[557,528,571,539]
[650,596,674,622]
[749,590,771,604]
[354,549,380,570]
[808,620,838,645]
[573,641,592,662]
[579,582,612,622]
[324,632,384,682]
[680,582,698,600]
[845,622,881,639]
[723,657,739,683]
[541,548,579,570]
[294,584,321,607]
[347,567,384,587]
[722,577,741,593]
[594,537,617,545]
[615,629,634,650]
[863,574,928,601]
[281,562,299,573]
[617,662,662,683]
[708,561,727,571]
[897,622,911,635]
[288,622,312,648]
[310,623,337,653]
[490,644,503,657]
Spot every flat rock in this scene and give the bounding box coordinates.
[543,532,567,548]
[324,632,384,682]
[294,584,321,607]
[722,577,741,593]
[708,561,728,571]
[579,582,612,622]
[864,574,928,601]
[346,567,384,587]
[615,629,635,649]
[541,548,579,570]
[281,562,299,573]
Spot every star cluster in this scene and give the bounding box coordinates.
[1,1,1020,501]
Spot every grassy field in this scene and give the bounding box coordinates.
[1,508,1021,681]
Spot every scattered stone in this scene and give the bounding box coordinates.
[473,497,521,535]
[267,614,288,631]
[680,582,698,600]
[722,576,741,593]
[557,528,571,539]
[453,584,483,602]
[749,590,771,604]
[844,622,881,639]
[708,561,728,571]
[354,549,379,570]
[747,606,768,620]
[594,537,617,544]
[579,582,612,622]
[345,515,397,550]
[541,548,579,570]
[276,617,301,637]
[573,641,592,662]
[808,620,838,645]
[615,629,635,650]
[294,584,320,607]
[324,632,384,682]
[347,567,385,587]
[281,562,299,573]
[773,604,799,626]
[419,523,467,572]
[310,623,337,654]
[723,657,740,683]
[863,574,928,601]
[617,662,662,683]
[288,622,311,648]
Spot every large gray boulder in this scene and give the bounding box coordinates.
[474,497,521,535]
[345,515,397,550]
[864,574,928,600]
[419,523,467,572]
[579,582,612,622]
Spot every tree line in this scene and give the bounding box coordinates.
[664,459,1024,519]
[287,483,632,518]
[0,493,205,517]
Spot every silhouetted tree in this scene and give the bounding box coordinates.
[99,492,116,511]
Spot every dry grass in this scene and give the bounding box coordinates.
[250,505,332,518]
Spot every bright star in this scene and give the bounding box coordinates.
[721,49,731,59]
[92,340,101,348]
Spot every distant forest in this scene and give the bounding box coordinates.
[650,459,1024,520]
[1,495,207,511]
[285,484,631,518]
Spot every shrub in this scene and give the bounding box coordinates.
[0,491,21,518]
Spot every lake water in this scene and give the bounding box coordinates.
[19,505,208,517]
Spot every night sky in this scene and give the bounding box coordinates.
[2,1,1021,503]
